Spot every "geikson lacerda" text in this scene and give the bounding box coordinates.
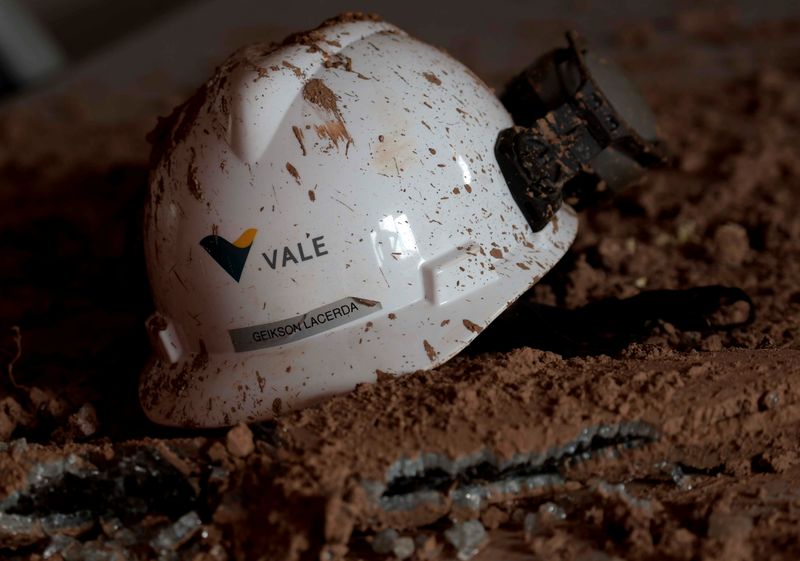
[251,300,359,343]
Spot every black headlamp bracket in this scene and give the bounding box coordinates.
[496,32,668,232]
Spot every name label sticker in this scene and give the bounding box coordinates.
[229,296,381,352]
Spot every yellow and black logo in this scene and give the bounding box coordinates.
[199,228,257,282]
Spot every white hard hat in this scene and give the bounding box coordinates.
[141,16,661,427]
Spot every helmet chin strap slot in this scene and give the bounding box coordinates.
[497,31,668,232]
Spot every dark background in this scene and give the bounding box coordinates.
[2,0,799,109]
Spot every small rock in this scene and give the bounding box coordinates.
[371,528,398,555]
[393,536,415,559]
[225,423,254,458]
[656,461,692,490]
[207,441,229,462]
[538,502,567,522]
[150,511,203,552]
[480,505,508,530]
[414,534,440,560]
[43,534,78,559]
[595,481,653,512]
[41,511,94,536]
[713,223,750,266]
[68,403,99,438]
[676,220,696,244]
[758,391,781,411]
[444,520,487,561]
[701,334,723,352]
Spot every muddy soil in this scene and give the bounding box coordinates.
[2,10,800,561]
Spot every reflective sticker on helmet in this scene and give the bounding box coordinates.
[229,297,382,352]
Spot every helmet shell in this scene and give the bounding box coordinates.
[141,17,577,427]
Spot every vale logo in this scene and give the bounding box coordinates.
[199,228,257,282]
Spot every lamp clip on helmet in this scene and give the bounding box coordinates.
[497,31,667,230]
[141,17,664,427]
